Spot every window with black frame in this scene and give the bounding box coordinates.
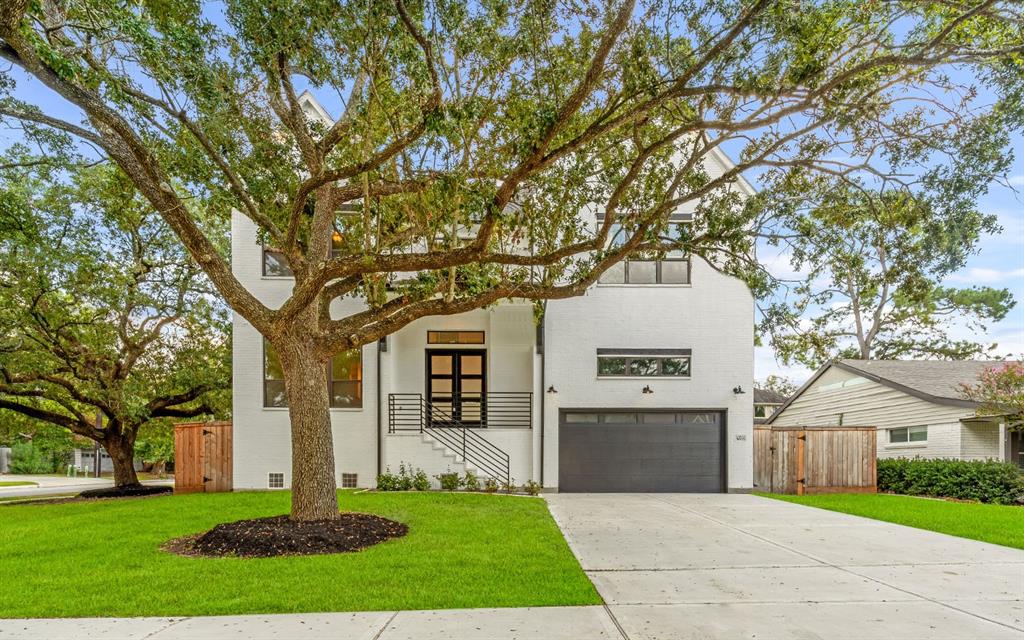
[597,215,692,285]
[262,203,360,276]
[263,339,363,408]
[596,349,692,377]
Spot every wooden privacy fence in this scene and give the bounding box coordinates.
[754,426,876,495]
[174,421,232,493]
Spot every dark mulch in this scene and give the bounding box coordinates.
[79,484,173,499]
[164,513,409,558]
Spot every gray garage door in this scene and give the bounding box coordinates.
[558,410,725,492]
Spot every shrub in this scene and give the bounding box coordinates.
[483,477,499,493]
[501,477,517,494]
[522,480,542,496]
[877,457,1024,504]
[463,471,480,491]
[435,471,463,491]
[396,463,415,491]
[411,468,430,491]
[9,442,54,474]
[376,469,400,491]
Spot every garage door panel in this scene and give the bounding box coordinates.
[559,410,725,493]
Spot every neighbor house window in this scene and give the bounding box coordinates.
[889,426,927,444]
[596,350,691,377]
[263,340,363,408]
[597,217,692,285]
[427,331,485,344]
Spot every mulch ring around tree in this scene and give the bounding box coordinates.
[163,513,409,558]
[79,484,173,499]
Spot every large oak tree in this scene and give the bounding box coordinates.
[1,0,1022,520]
[0,145,229,488]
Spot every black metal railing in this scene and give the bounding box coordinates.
[388,392,532,431]
[387,393,517,483]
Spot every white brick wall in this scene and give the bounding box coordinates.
[542,255,755,490]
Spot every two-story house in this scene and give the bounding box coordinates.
[231,93,755,493]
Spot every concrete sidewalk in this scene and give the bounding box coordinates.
[0,607,622,640]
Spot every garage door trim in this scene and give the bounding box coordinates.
[557,408,728,492]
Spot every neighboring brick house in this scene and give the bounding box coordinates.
[231,92,756,493]
[767,359,1021,465]
[753,388,788,425]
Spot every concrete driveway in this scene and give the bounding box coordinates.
[545,493,1024,639]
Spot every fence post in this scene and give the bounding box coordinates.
[796,430,806,496]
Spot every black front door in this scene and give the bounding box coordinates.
[427,350,486,427]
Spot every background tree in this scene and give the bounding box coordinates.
[960,361,1024,425]
[756,375,797,397]
[761,186,1016,370]
[1,0,1022,520]
[0,149,230,489]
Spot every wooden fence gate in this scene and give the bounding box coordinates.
[174,421,232,493]
[754,426,876,495]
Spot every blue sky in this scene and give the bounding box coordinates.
[753,129,1024,385]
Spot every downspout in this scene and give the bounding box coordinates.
[376,337,384,480]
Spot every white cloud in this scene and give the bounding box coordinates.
[1007,175,1024,187]
[945,267,1024,284]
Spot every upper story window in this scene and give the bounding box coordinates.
[596,214,692,285]
[888,425,927,444]
[264,339,363,408]
[596,349,691,378]
[754,404,780,419]
[262,203,360,277]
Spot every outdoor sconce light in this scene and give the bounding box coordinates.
[547,385,558,394]
[733,385,746,395]
[641,385,654,394]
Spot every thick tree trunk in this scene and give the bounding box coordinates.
[104,433,141,488]
[279,341,339,521]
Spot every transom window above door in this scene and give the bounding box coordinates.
[427,331,485,344]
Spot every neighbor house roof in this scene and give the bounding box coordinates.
[753,388,787,404]
[765,359,1014,424]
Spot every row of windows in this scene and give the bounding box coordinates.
[261,340,691,409]
[597,355,691,377]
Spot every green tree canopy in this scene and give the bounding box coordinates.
[0,146,230,487]
[760,186,1017,369]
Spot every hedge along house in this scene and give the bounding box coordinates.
[231,92,756,493]
[767,359,1022,467]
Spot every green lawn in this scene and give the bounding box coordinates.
[0,481,36,487]
[759,493,1024,550]
[0,491,599,618]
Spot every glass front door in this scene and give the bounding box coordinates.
[427,350,486,427]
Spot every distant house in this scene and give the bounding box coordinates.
[753,388,787,424]
[767,359,1021,466]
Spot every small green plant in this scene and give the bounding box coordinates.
[501,477,517,494]
[483,477,499,493]
[376,468,400,491]
[412,468,430,491]
[397,463,415,491]
[435,471,463,491]
[522,479,542,496]
[463,470,480,491]
[9,442,53,474]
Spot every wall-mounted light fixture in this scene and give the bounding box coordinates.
[733,385,746,395]
[546,385,558,394]
[641,385,654,394]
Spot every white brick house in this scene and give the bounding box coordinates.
[231,94,755,493]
